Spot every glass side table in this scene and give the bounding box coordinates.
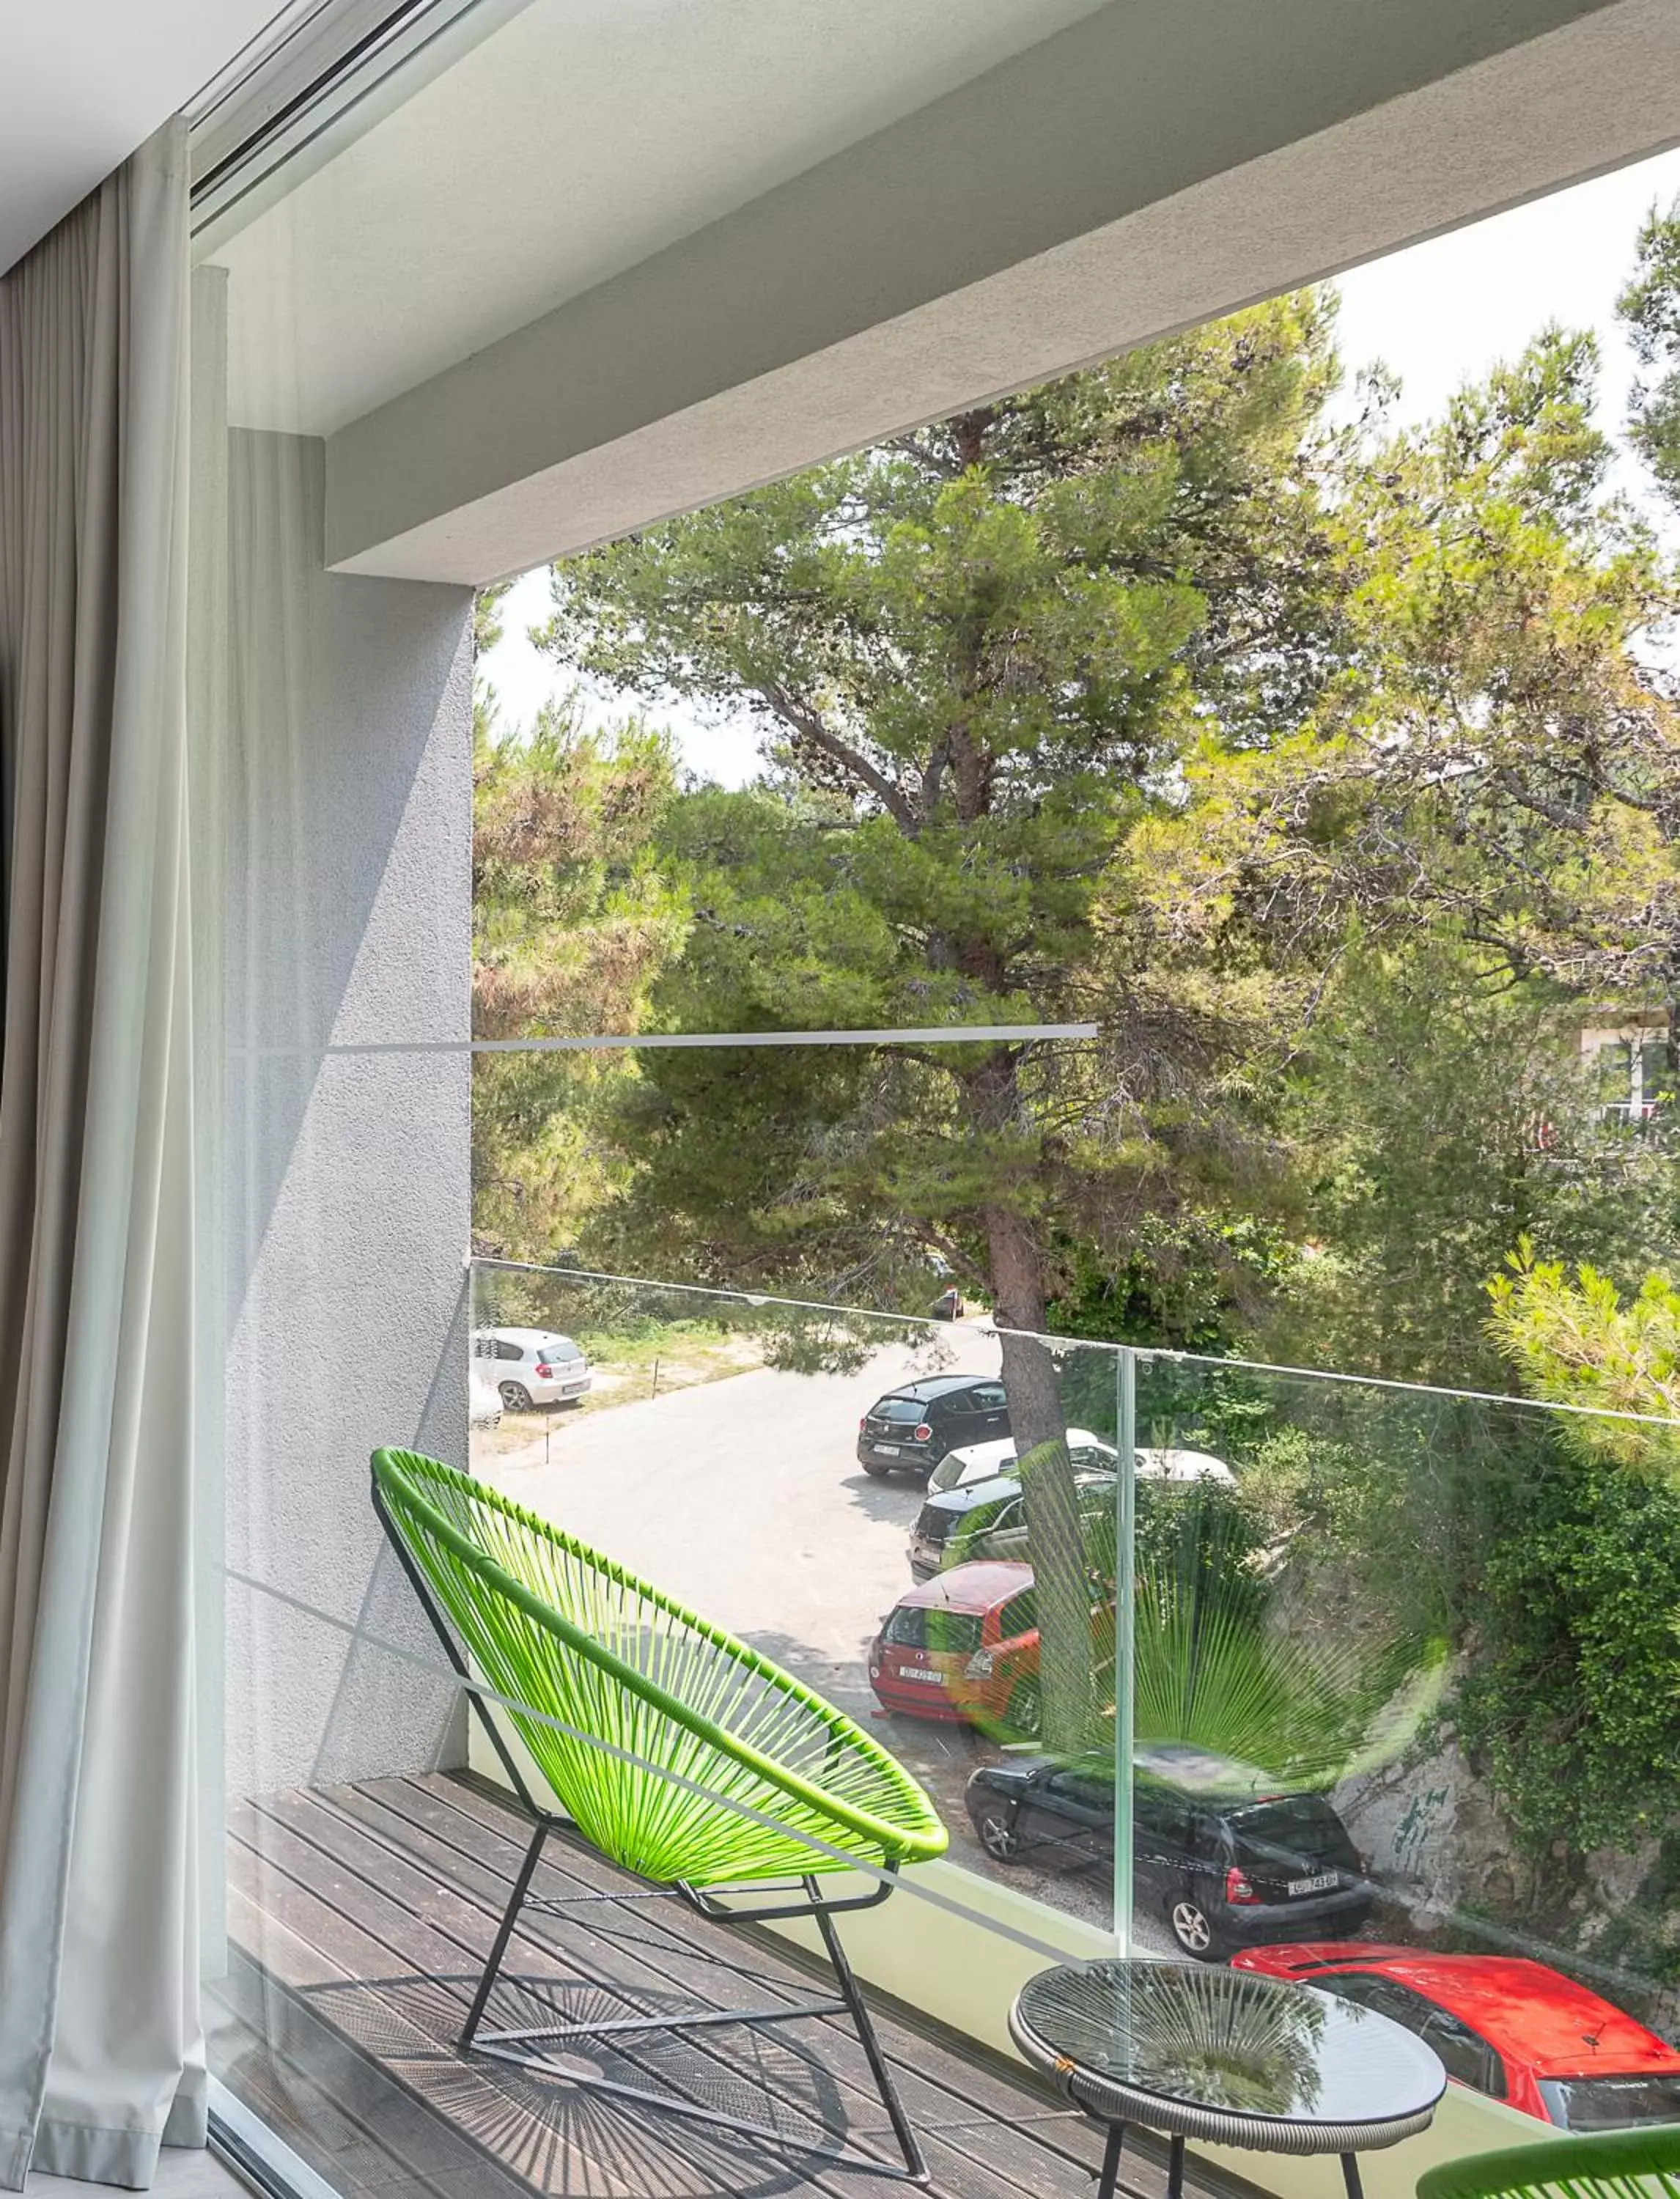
[1011,1959,1445,2199]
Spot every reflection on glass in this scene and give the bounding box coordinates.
[463,1248,1680,2123]
[1124,1966,1328,2117]
[468,1261,1124,1941]
[1539,2075,1680,2133]
[1132,1477,1444,1790]
[1019,1962,1331,2117]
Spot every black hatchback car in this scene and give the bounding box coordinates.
[857,1376,1010,1479]
[964,1746,1370,1960]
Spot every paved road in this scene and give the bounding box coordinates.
[476,1328,1133,1936]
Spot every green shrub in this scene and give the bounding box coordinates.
[1456,1456,1680,1854]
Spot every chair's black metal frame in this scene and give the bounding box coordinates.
[373,1475,932,2184]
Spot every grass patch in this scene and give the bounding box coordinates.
[471,1318,764,1464]
[579,1320,765,1409]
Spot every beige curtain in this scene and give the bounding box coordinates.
[0,119,202,2187]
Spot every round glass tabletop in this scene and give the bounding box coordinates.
[1014,1960,1445,2127]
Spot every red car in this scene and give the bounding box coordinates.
[867,1563,1039,1725]
[1233,1943,1680,2131]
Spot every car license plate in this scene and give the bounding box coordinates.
[900,1667,946,1685]
[875,1443,900,1456]
[1289,1871,1338,1896]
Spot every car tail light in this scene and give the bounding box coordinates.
[965,1649,996,1679]
[913,1423,932,1443]
[535,1362,553,1379]
[1224,1866,1260,1906]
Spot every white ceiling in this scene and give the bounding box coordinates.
[212,0,1112,434]
[1,0,290,276]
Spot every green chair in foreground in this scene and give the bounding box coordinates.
[1419,2128,1680,2199]
[371,1448,948,2181]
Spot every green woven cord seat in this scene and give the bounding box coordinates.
[372,1448,948,1887]
[1418,2129,1680,2199]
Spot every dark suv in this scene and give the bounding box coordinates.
[857,1376,1009,1479]
[907,1469,1116,1579]
[963,1746,1369,1959]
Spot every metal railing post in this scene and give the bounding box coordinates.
[1113,1344,1136,1956]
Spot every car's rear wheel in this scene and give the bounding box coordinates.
[1166,1896,1223,1960]
[861,1457,893,1478]
[499,1381,533,1412]
[974,1808,1021,1863]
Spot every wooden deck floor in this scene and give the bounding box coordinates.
[212,1772,1240,2199]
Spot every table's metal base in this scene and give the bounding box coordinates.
[1094,2122,1367,2199]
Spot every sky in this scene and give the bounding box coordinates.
[479,144,1680,787]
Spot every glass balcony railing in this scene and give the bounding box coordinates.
[469,1259,1131,1951]
[212,1256,1680,2199]
[458,1259,1680,2166]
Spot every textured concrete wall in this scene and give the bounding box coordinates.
[325,0,1680,581]
[222,427,473,1800]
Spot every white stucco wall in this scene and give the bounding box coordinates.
[220,426,474,1800]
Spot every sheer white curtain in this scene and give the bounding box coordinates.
[0,119,204,2188]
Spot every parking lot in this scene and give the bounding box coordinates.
[476,1327,1124,1934]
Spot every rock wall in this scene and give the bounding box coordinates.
[1335,1723,1680,2033]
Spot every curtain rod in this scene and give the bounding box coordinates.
[191,0,443,202]
[188,0,531,246]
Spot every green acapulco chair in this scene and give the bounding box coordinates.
[371,1448,948,2181]
[1418,2129,1680,2199]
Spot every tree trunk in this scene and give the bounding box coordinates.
[981,1138,1092,1757]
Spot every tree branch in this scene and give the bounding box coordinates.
[761,682,918,833]
[913,1223,991,1294]
[888,434,965,481]
[1492,767,1590,835]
